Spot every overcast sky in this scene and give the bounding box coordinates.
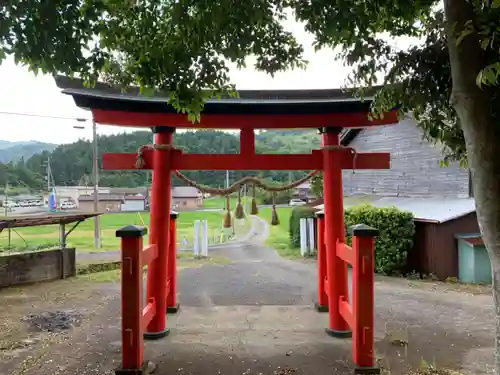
[0,18,381,145]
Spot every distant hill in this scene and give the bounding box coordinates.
[1,129,320,189]
[0,140,57,163]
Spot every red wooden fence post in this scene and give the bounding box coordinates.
[321,127,351,337]
[145,126,173,339]
[167,211,179,313]
[116,225,147,374]
[315,211,328,312]
[350,224,379,374]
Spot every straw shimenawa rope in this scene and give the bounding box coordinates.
[321,144,358,171]
[250,184,259,215]
[135,144,176,169]
[270,192,280,226]
[171,170,319,227]
[223,195,232,228]
[134,143,358,225]
[235,188,245,220]
[174,169,319,195]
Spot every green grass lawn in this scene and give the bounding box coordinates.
[202,196,236,209]
[202,195,260,212]
[258,207,302,259]
[0,211,246,253]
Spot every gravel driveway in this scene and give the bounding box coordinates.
[0,216,495,375]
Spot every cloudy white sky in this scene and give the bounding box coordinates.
[0,19,355,145]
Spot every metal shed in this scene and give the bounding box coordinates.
[372,197,479,279]
[315,196,479,280]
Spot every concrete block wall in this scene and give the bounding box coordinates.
[0,248,76,288]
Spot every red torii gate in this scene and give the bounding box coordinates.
[56,76,398,375]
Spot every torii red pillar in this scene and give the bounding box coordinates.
[322,127,351,337]
[144,126,174,339]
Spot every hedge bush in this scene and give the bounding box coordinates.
[289,204,415,275]
[344,205,415,275]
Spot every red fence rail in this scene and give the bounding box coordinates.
[115,213,179,374]
[116,225,153,372]
[115,213,376,374]
[166,214,178,313]
[315,213,379,374]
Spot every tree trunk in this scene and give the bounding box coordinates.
[444,0,500,372]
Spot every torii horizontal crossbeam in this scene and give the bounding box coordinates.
[102,149,390,171]
[92,109,399,129]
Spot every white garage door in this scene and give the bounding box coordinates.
[121,200,145,212]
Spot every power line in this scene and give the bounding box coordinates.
[0,110,90,122]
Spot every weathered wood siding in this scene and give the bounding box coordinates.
[343,118,470,198]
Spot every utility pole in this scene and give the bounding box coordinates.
[92,119,101,249]
[3,183,7,216]
[243,184,247,213]
[45,156,57,211]
[4,181,11,250]
[46,156,51,192]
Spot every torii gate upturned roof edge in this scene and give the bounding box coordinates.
[55,76,399,130]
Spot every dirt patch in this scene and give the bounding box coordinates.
[0,277,115,375]
[23,310,83,333]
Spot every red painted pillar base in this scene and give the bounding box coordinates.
[314,211,328,313]
[352,367,380,375]
[116,225,146,373]
[115,360,157,375]
[350,224,379,374]
[166,211,180,314]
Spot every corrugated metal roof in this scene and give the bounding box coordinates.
[315,196,476,224]
[124,195,146,201]
[109,187,147,195]
[0,212,102,229]
[79,194,124,202]
[172,186,201,198]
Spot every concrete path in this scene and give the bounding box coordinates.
[173,216,495,374]
[0,216,496,375]
[75,216,256,263]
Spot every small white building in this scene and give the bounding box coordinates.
[121,195,147,212]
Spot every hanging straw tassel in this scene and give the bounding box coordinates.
[235,186,245,219]
[223,195,232,228]
[270,192,280,226]
[250,184,259,215]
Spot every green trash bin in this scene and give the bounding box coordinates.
[456,233,491,285]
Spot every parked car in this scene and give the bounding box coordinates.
[289,199,306,207]
[60,201,76,210]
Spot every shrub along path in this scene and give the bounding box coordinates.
[0,216,495,375]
